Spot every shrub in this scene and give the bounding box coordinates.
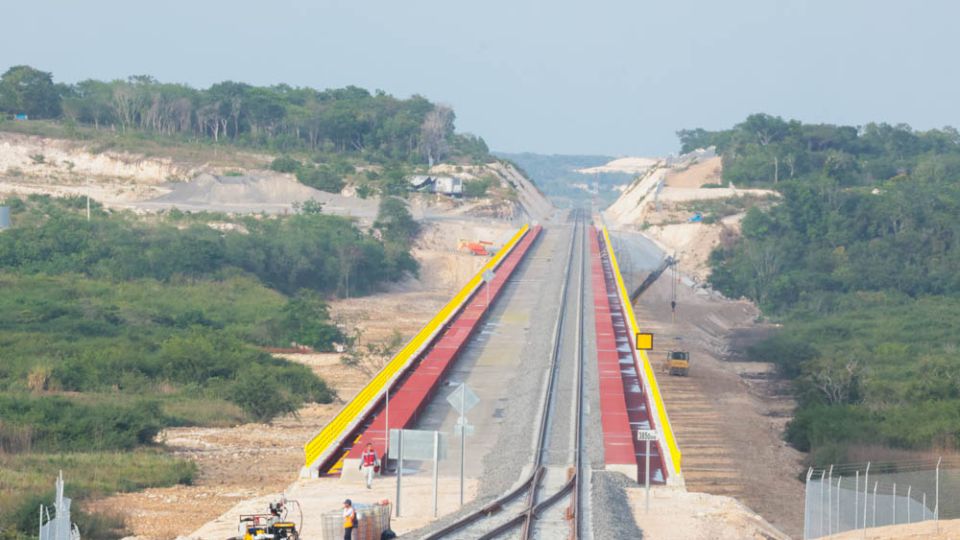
[463,177,496,198]
[229,366,299,422]
[0,396,163,451]
[296,166,345,193]
[269,156,301,173]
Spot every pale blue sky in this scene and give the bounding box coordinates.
[2,1,957,156]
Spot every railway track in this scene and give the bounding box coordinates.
[424,209,589,540]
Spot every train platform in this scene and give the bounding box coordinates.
[303,223,542,478]
[592,226,683,486]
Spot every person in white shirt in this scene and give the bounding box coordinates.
[342,499,357,540]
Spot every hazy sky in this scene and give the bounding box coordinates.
[2,1,957,156]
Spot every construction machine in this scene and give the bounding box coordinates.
[457,239,493,256]
[666,350,690,376]
[228,496,302,540]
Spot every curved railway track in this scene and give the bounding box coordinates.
[423,209,589,540]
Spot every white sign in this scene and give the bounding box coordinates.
[482,270,495,282]
[389,429,447,460]
[637,429,658,442]
[446,383,480,415]
[454,416,475,436]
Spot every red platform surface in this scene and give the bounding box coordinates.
[342,226,543,462]
[590,228,666,483]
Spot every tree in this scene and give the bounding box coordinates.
[280,292,345,350]
[0,65,62,118]
[420,106,454,165]
[738,113,792,147]
[63,79,115,129]
[230,366,299,422]
[374,197,419,244]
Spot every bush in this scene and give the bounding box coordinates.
[0,196,415,296]
[269,156,301,173]
[2,451,195,538]
[229,366,300,422]
[279,292,345,350]
[296,166,345,193]
[463,177,496,198]
[374,197,419,245]
[356,184,374,199]
[0,396,163,451]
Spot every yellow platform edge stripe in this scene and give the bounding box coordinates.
[602,226,683,476]
[304,224,532,469]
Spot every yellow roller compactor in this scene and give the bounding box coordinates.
[666,350,690,376]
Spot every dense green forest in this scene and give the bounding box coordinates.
[0,65,490,164]
[0,194,420,538]
[691,114,960,464]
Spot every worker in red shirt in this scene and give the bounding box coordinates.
[359,442,379,489]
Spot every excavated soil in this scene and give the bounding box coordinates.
[629,486,790,540]
[630,269,804,538]
[663,156,723,188]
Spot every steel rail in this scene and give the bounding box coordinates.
[423,209,587,540]
[521,207,587,540]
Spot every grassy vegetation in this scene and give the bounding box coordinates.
[695,115,960,466]
[0,193,421,538]
[674,194,777,223]
[750,294,960,462]
[0,451,196,540]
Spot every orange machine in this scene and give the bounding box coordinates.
[457,239,493,256]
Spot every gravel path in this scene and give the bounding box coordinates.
[401,222,571,538]
[591,471,646,540]
[475,224,572,498]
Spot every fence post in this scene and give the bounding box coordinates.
[872,481,878,528]
[936,456,941,533]
[820,469,826,537]
[892,482,896,526]
[923,493,927,521]
[907,485,912,524]
[855,470,860,529]
[836,476,842,533]
[804,468,813,540]
[828,465,834,535]
[862,462,870,537]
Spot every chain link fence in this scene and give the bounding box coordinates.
[320,501,392,540]
[803,457,960,539]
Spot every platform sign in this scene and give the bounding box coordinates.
[389,429,445,519]
[636,429,658,513]
[636,429,658,441]
[446,383,479,415]
[636,332,654,351]
[446,382,478,507]
[453,416,475,436]
[388,429,447,460]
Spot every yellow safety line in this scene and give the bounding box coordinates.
[304,224,532,469]
[601,226,683,476]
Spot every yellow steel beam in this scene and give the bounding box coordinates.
[304,224,531,469]
[602,226,683,477]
